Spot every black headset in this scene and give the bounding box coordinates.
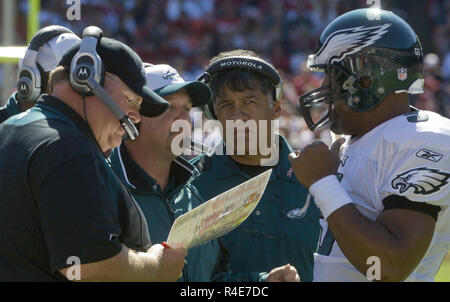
[17,25,74,103]
[69,26,139,141]
[197,56,283,119]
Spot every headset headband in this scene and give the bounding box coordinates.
[28,25,73,51]
[200,56,281,86]
[78,26,103,58]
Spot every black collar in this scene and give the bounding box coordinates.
[36,94,98,146]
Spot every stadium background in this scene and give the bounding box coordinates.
[0,0,449,281]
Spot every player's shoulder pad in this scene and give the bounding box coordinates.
[381,110,450,146]
[403,110,429,123]
[189,154,214,173]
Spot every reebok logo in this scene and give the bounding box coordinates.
[416,148,443,162]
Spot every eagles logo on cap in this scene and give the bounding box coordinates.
[144,63,213,108]
[162,70,178,80]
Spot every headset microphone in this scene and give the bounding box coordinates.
[77,71,139,140]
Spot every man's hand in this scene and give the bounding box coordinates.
[147,244,187,282]
[266,264,300,282]
[288,138,346,188]
[59,244,187,282]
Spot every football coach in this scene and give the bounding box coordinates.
[0,27,187,281]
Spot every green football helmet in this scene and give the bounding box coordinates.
[299,8,424,131]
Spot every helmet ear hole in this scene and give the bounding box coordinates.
[358,76,372,89]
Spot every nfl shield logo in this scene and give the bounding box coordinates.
[398,68,407,81]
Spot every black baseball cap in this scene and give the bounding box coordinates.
[58,37,169,117]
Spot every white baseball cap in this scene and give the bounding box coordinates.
[19,32,80,72]
[144,63,212,107]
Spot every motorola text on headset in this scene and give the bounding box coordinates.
[17,25,74,103]
[197,55,283,120]
[69,26,139,141]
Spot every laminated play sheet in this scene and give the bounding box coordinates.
[166,169,272,249]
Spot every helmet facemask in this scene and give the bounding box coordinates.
[299,63,354,131]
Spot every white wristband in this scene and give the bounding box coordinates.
[309,175,353,219]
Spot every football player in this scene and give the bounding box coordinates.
[289,8,450,281]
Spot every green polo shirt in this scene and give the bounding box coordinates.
[0,92,22,123]
[191,135,321,282]
[109,145,267,282]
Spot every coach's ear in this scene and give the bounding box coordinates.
[273,99,281,118]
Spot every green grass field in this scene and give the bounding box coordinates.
[435,252,450,282]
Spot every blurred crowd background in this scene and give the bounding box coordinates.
[2,0,450,148]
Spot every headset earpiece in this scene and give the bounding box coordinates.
[69,26,105,95]
[17,26,73,103]
[17,62,41,102]
[198,55,283,119]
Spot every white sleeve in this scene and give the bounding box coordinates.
[379,146,450,207]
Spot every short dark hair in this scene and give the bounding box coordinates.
[207,49,275,101]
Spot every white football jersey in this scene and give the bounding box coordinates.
[314,110,450,282]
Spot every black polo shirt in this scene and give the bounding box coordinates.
[0,95,151,281]
[0,92,21,124]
